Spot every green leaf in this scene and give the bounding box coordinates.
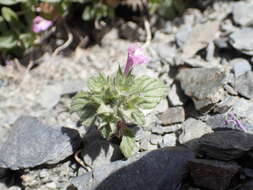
[120,128,138,158]
[1,7,19,23]
[100,125,112,140]
[19,33,35,49]
[40,0,61,2]
[88,74,108,92]
[131,110,145,126]
[0,0,26,5]
[79,104,97,127]
[71,91,91,112]
[0,35,16,49]
[130,76,167,110]
[0,16,8,33]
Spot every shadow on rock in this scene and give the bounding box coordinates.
[70,146,195,190]
[79,126,123,169]
[70,129,253,190]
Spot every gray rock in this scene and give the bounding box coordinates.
[160,133,177,148]
[235,71,253,99]
[179,118,213,144]
[0,116,81,170]
[181,21,220,58]
[38,85,62,109]
[206,114,231,130]
[70,147,195,190]
[232,2,253,26]
[177,68,226,110]
[82,139,122,169]
[159,107,185,125]
[150,134,162,145]
[229,28,253,55]
[39,80,86,109]
[189,159,240,190]
[198,130,253,161]
[119,21,146,42]
[168,83,187,106]
[152,43,176,64]
[140,137,158,151]
[212,96,236,113]
[206,42,215,61]
[214,37,229,49]
[176,25,193,47]
[232,98,253,120]
[231,58,251,77]
[152,124,182,135]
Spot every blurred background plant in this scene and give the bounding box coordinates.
[0,0,187,62]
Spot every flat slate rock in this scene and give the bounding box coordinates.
[229,28,253,56]
[198,130,253,161]
[70,147,195,190]
[232,2,253,26]
[0,116,81,170]
[177,68,226,110]
[235,71,253,99]
[189,159,240,190]
[231,58,251,78]
[159,107,185,125]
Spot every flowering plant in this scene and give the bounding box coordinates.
[71,45,167,157]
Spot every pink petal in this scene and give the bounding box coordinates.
[124,45,150,75]
[32,16,53,33]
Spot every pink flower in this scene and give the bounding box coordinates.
[124,45,150,75]
[32,16,53,33]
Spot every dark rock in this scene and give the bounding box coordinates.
[179,118,213,144]
[0,116,81,170]
[232,2,253,26]
[243,168,253,178]
[82,139,122,169]
[177,68,226,110]
[229,28,253,56]
[189,159,240,190]
[198,130,253,161]
[70,147,195,190]
[239,180,253,190]
[235,71,253,99]
[159,107,185,125]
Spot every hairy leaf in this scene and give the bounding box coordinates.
[88,74,108,92]
[129,76,167,109]
[120,128,138,158]
[71,91,91,112]
[131,109,145,126]
[0,35,16,49]
[79,104,97,127]
[0,0,26,5]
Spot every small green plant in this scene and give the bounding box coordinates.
[71,45,167,158]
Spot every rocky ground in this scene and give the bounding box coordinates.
[1,0,253,190]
